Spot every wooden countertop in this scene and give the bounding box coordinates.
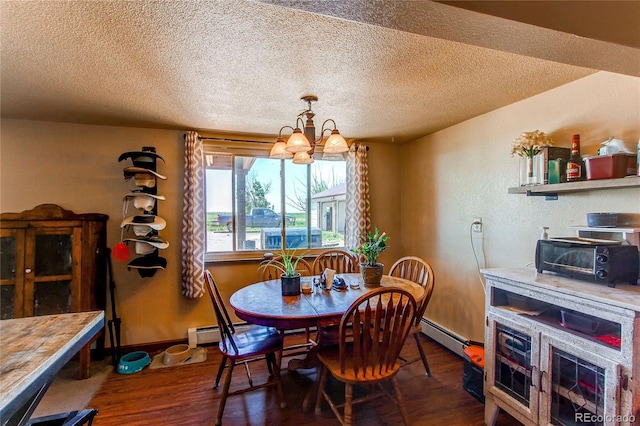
[0,311,104,423]
[482,267,640,312]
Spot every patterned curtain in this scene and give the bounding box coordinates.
[181,131,206,298]
[344,143,371,249]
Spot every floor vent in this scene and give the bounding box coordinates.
[419,319,468,357]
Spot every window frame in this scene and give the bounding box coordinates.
[203,140,346,263]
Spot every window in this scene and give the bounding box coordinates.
[205,145,347,255]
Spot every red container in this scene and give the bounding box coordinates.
[584,153,637,180]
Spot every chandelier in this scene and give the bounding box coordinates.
[269,95,349,164]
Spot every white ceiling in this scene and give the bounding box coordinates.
[1,1,638,144]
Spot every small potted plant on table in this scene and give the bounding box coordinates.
[259,249,306,296]
[352,227,389,286]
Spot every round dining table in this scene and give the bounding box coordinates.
[230,273,425,411]
[229,273,425,331]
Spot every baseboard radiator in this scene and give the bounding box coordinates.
[187,324,306,348]
[418,319,469,357]
[189,320,470,357]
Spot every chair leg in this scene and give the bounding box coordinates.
[214,355,227,388]
[344,383,353,426]
[413,332,431,376]
[391,376,411,426]
[216,360,236,426]
[244,361,254,387]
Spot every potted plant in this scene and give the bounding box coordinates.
[258,249,306,296]
[351,227,389,286]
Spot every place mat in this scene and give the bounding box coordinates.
[149,346,208,370]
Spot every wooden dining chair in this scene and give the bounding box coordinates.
[204,270,287,425]
[312,249,359,275]
[389,256,435,376]
[313,287,417,426]
[259,254,315,356]
[260,254,312,280]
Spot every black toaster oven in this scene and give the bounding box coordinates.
[535,238,639,287]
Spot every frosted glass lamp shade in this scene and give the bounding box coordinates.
[322,130,349,153]
[285,128,312,153]
[269,138,293,159]
[292,150,314,164]
[322,151,345,161]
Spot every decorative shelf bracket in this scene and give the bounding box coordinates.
[525,190,558,201]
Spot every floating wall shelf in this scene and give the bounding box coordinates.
[508,176,640,200]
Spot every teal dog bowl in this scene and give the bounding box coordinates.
[117,351,151,374]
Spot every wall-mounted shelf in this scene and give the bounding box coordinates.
[568,226,640,247]
[508,176,640,199]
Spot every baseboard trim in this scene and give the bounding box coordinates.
[108,320,473,359]
[419,319,470,357]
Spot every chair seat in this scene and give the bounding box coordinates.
[317,343,401,384]
[219,325,283,360]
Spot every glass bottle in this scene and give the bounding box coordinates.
[566,134,583,182]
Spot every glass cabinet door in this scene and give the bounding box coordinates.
[487,314,541,424]
[0,228,25,319]
[23,226,81,316]
[540,335,620,426]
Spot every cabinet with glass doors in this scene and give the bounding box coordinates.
[483,268,640,426]
[0,204,108,379]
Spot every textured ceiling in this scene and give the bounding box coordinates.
[1,1,638,144]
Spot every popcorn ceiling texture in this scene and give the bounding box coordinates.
[1,0,633,144]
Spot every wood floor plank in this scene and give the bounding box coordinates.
[88,334,521,425]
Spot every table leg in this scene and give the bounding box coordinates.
[287,347,318,371]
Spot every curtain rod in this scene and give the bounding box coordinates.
[183,134,272,145]
[183,133,368,150]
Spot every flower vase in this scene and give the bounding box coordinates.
[519,154,542,186]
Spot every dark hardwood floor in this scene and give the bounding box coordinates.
[89,334,521,425]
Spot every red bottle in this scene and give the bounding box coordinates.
[566,134,583,181]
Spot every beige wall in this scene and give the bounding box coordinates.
[0,120,402,346]
[400,71,640,342]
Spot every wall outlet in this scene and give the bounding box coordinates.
[473,217,482,233]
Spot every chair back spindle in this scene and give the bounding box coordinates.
[261,256,312,281]
[205,270,238,354]
[339,288,416,378]
[312,249,359,275]
[388,256,435,376]
[389,256,434,325]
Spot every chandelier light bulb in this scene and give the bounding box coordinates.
[285,128,312,153]
[322,130,349,153]
[292,150,314,164]
[269,137,293,159]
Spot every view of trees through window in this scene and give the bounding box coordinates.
[205,152,347,253]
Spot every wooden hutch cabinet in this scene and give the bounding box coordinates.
[0,204,108,379]
[483,267,640,426]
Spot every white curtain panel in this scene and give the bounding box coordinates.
[181,131,206,298]
[344,143,371,250]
